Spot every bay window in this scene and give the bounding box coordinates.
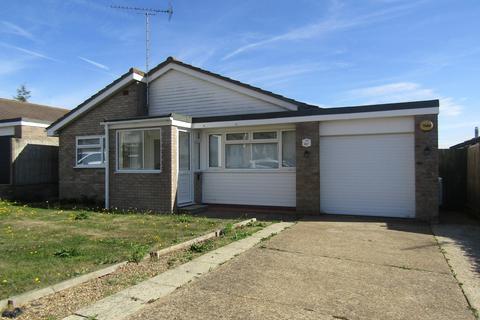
[209,130,295,170]
[117,129,161,171]
[76,136,105,167]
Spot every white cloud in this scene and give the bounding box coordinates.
[0,42,59,62]
[78,56,109,70]
[222,1,423,60]
[0,21,33,39]
[226,62,350,86]
[348,82,462,116]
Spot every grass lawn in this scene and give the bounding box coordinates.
[0,200,238,299]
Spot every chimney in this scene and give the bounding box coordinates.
[475,126,479,138]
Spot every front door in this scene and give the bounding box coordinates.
[178,130,193,205]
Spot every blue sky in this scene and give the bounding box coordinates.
[1,0,479,147]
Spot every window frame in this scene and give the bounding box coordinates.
[206,129,296,172]
[207,134,222,169]
[115,128,162,173]
[75,135,105,168]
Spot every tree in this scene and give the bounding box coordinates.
[13,84,31,102]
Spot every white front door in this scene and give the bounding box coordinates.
[178,130,193,205]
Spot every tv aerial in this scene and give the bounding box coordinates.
[111,2,173,108]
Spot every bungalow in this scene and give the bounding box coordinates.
[47,57,439,221]
[0,98,68,200]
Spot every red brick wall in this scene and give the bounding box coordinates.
[58,81,145,202]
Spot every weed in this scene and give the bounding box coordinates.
[260,233,277,242]
[86,315,99,320]
[74,212,89,220]
[175,214,193,223]
[229,230,252,241]
[128,243,150,263]
[53,248,80,258]
[167,258,177,268]
[190,240,214,253]
[222,223,234,235]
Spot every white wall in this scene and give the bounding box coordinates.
[202,171,296,207]
[319,116,414,136]
[149,70,288,117]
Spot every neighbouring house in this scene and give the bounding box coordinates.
[47,57,439,221]
[0,98,68,200]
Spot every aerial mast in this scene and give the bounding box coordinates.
[111,3,173,110]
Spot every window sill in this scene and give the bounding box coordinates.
[74,166,105,169]
[115,170,162,174]
[202,168,296,173]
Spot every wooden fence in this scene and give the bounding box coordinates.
[467,144,480,216]
[440,143,480,217]
[439,148,467,208]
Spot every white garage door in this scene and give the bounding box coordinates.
[320,133,415,218]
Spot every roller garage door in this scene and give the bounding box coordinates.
[319,122,415,218]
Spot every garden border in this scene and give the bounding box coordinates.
[0,218,256,310]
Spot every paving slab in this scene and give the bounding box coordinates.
[128,220,475,320]
[132,285,335,320]
[266,221,450,273]
[66,291,145,320]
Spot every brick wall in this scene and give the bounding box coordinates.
[108,125,177,212]
[295,122,320,214]
[415,114,439,221]
[58,81,146,202]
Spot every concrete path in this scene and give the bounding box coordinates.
[129,219,476,320]
[433,222,480,318]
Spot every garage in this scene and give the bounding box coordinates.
[319,117,416,218]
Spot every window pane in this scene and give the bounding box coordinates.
[226,133,248,141]
[119,131,143,170]
[179,131,190,171]
[253,132,277,140]
[77,147,102,166]
[225,144,251,169]
[144,130,161,170]
[78,138,101,146]
[282,131,296,167]
[209,134,221,167]
[252,143,278,169]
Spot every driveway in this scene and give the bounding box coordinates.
[129,219,475,320]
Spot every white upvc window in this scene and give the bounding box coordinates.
[117,128,161,172]
[208,134,222,168]
[76,135,105,168]
[207,129,296,170]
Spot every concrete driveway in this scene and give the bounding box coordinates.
[129,219,475,320]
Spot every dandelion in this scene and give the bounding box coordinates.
[34,277,40,283]
[2,279,7,283]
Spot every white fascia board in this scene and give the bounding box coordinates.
[0,126,14,136]
[100,117,192,130]
[47,73,143,137]
[0,120,49,128]
[148,63,299,111]
[192,107,439,129]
